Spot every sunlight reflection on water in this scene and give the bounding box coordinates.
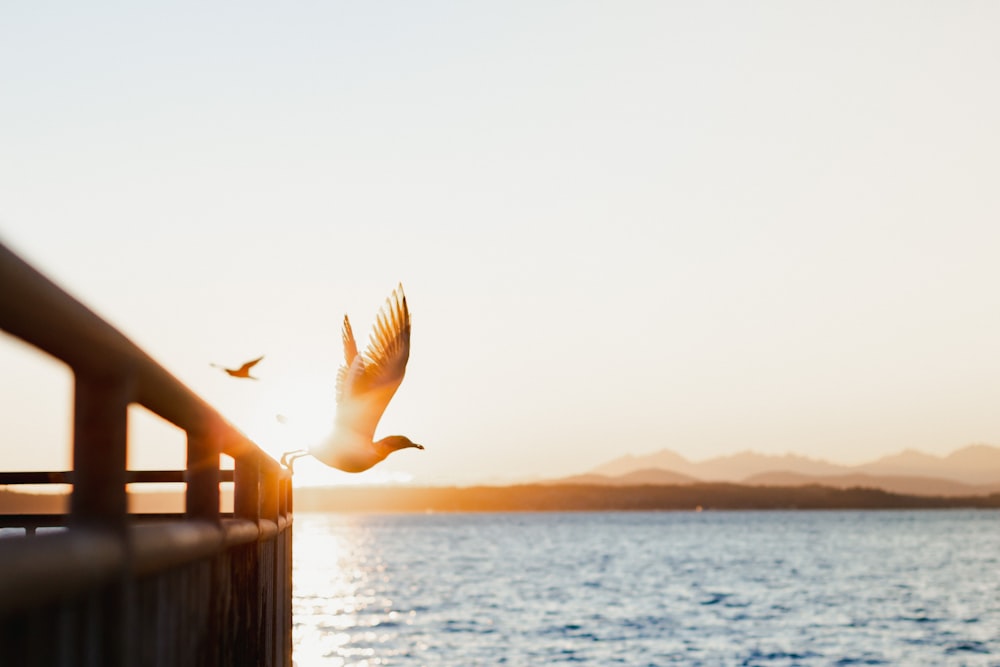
[295,520,373,664]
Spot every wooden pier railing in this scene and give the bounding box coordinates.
[0,241,293,667]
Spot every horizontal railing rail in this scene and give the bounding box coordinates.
[0,469,238,485]
[0,240,293,666]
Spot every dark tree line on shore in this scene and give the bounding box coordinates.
[5,483,1000,516]
[294,483,1000,513]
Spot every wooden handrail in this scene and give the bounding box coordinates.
[0,240,293,665]
[0,241,281,474]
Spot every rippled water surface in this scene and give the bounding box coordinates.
[292,510,1000,666]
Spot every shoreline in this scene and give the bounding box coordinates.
[5,482,1000,515]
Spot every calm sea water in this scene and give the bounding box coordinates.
[292,510,1000,666]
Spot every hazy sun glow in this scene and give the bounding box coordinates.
[229,373,417,487]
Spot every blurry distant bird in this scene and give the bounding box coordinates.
[281,285,422,472]
[211,355,264,380]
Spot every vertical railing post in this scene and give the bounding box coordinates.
[278,476,287,521]
[261,469,279,525]
[279,474,292,666]
[233,454,261,665]
[186,429,222,665]
[260,468,279,665]
[234,455,260,522]
[71,372,130,529]
[185,430,220,523]
[285,510,293,667]
[70,371,132,667]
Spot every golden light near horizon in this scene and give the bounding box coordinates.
[290,458,416,489]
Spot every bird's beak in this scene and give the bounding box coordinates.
[413,443,424,450]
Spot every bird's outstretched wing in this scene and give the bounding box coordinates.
[335,316,359,403]
[236,355,265,373]
[335,285,411,439]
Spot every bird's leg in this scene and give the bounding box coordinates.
[280,449,309,473]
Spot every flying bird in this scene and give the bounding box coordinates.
[211,355,265,380]
[282,285,422,472]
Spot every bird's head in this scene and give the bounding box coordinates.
[374,435,424,459]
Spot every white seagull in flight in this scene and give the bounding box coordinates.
[282,285,422,472]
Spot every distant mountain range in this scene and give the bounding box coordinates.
[5,445,1000,516]
[561,444,1000,497]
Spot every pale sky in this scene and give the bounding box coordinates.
[2,2,999,486]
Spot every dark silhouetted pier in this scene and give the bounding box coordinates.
[0,242,293,666]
